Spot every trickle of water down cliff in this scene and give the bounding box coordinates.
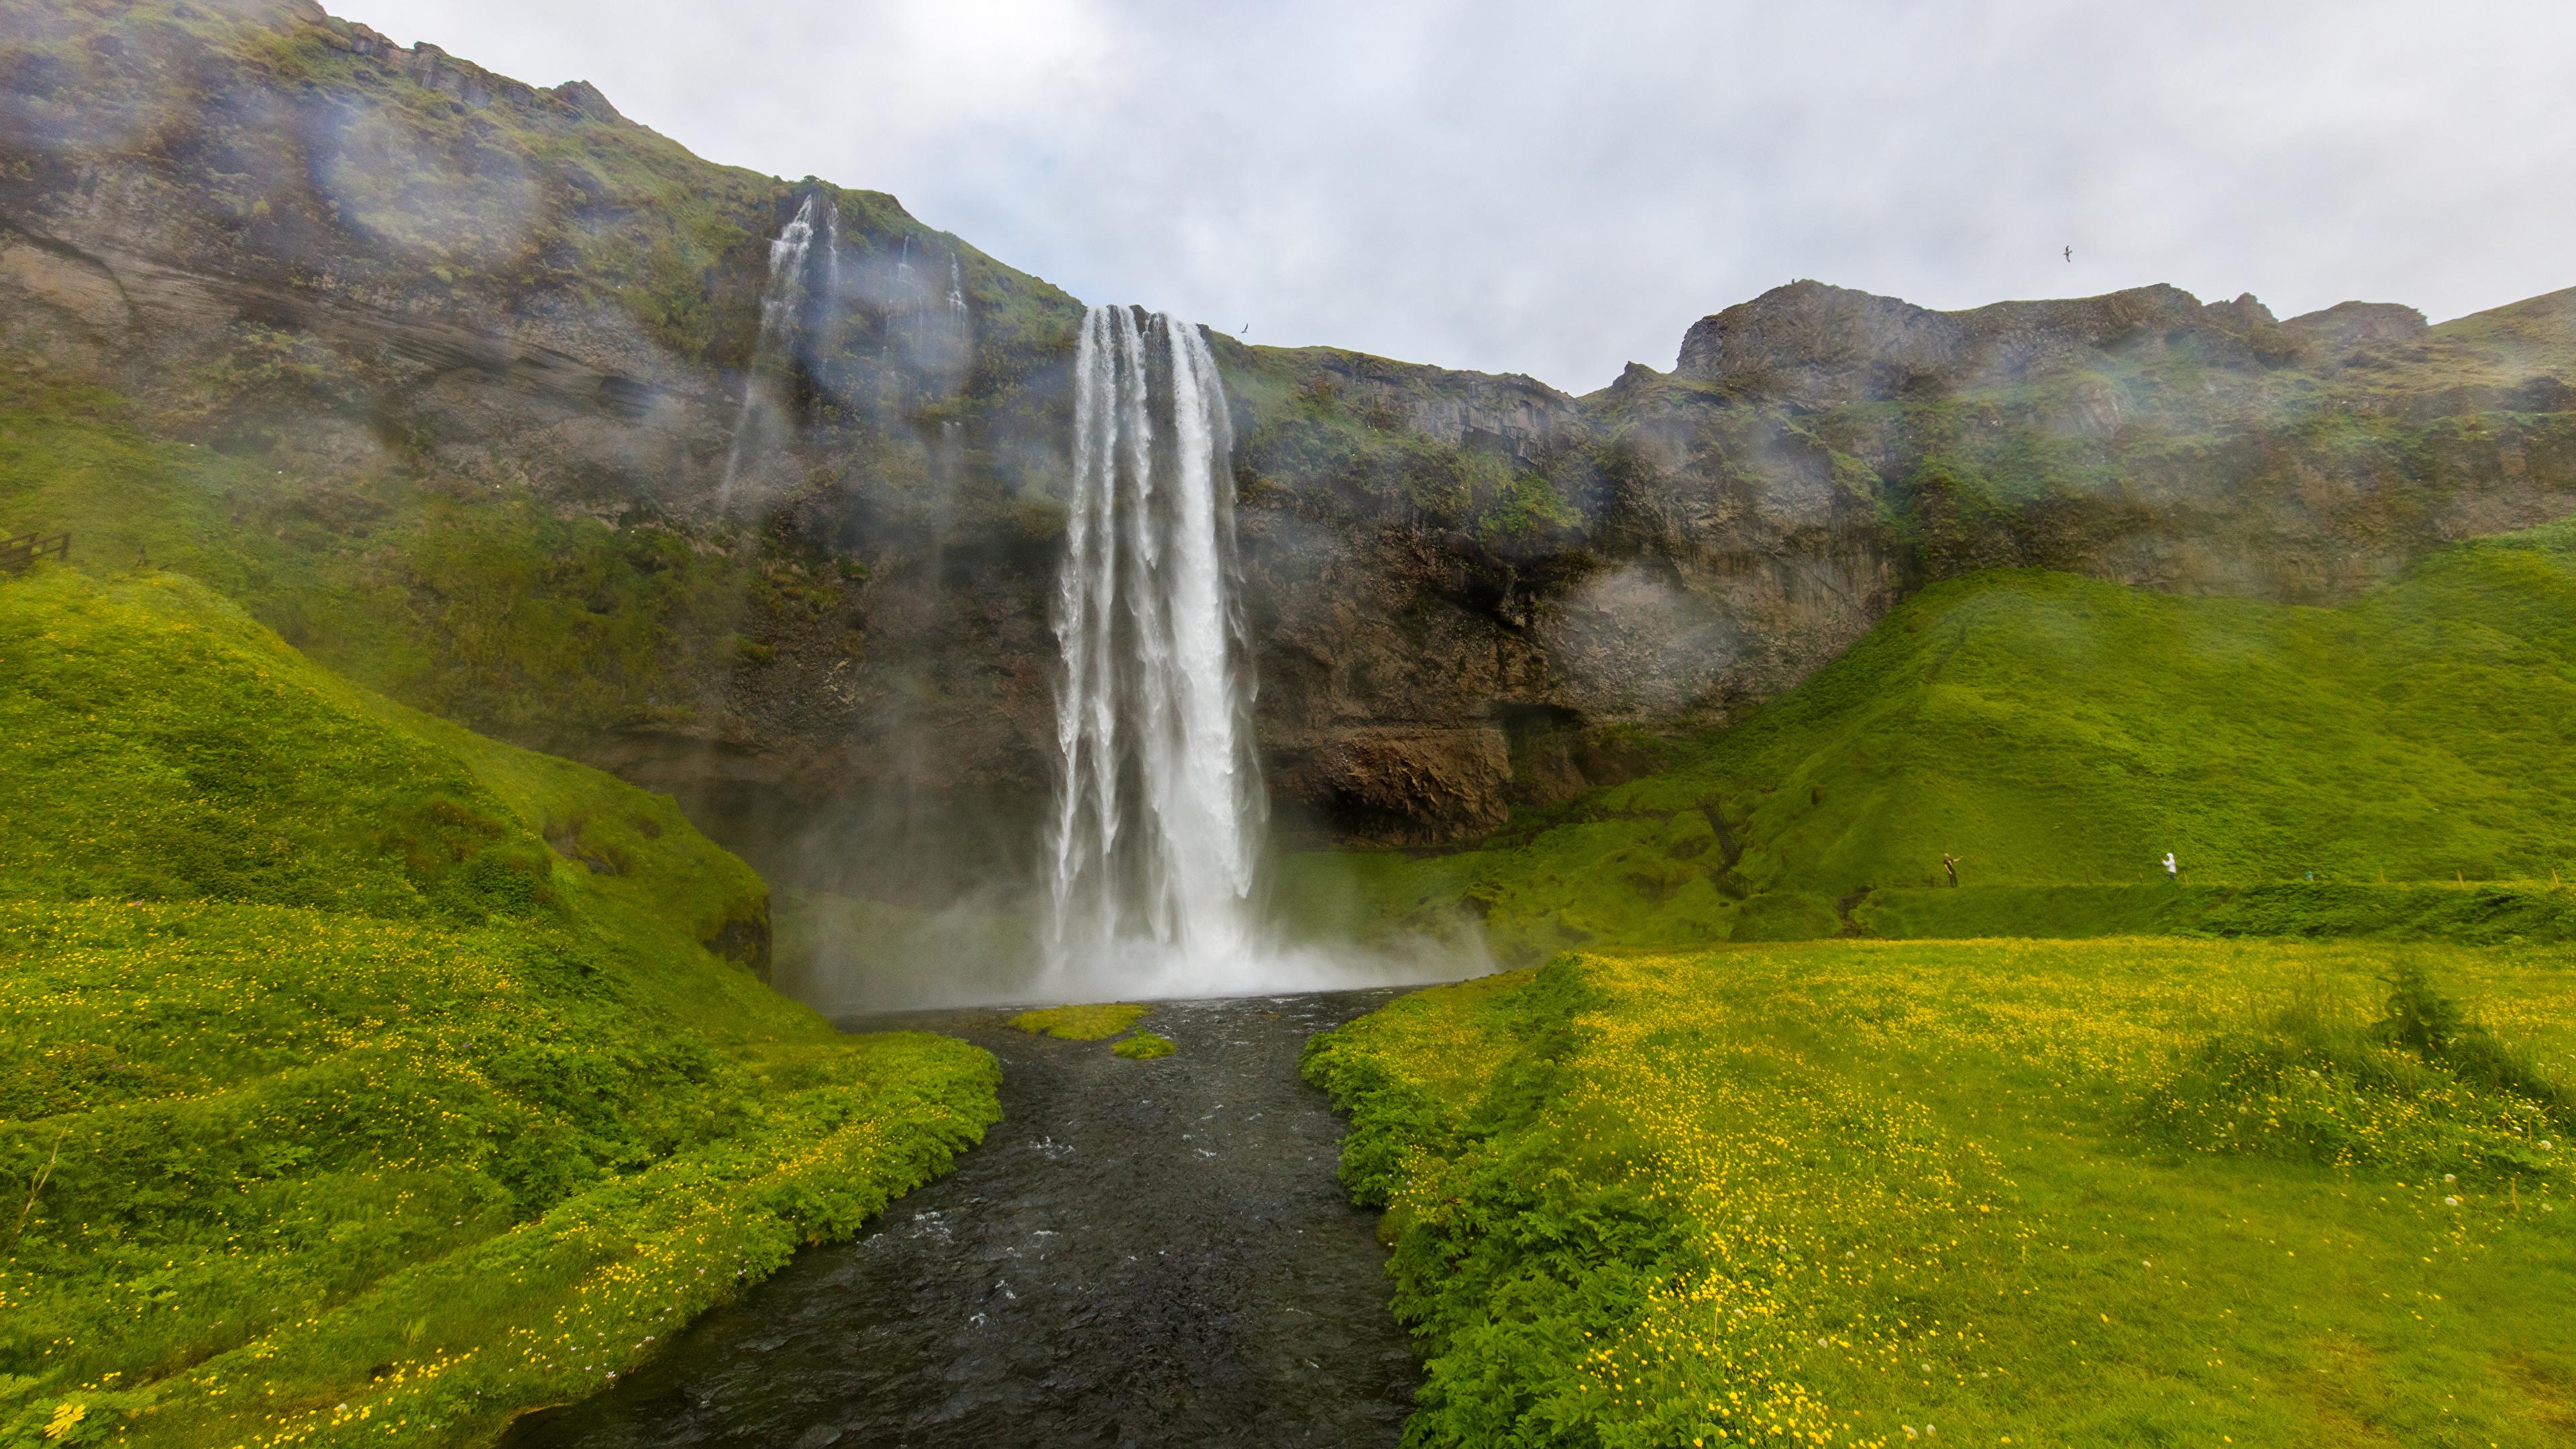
[720,193,836,504]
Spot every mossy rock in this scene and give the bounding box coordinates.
[1112,1032,1177,1061]
[1010,1002,1151,1041]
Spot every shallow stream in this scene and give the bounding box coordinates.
[502,990,1419,1448]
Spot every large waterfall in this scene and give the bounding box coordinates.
[1044,305,1267,993]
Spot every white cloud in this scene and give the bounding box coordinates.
[347,0,2576,391]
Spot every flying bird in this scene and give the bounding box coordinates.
[2063,246,2073,264]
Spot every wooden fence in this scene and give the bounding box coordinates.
[0,533,69,577]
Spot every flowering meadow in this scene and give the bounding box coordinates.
[1305,941,2574,1447]
[0,571,1001,1445]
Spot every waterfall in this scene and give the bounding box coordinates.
[719,194,836,502]
[1044,305,1265,991]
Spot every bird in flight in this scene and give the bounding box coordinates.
[2063,246,2073,264]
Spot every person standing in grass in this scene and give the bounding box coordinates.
[2162,851,2180,883]
[1942,853,1960,887]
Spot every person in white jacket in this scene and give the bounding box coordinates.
[2161,851,2179,883]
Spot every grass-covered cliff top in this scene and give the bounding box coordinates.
[1305,943,2575,1447]
[1282,517,2576,957]
[0,568,999,1446]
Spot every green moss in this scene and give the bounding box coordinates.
[1010,1002,1152,1041]
[1111,1032,1177,1061]
[3,570,537,922]
[0,568,1000,1446]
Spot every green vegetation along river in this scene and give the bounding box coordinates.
[1307,943,2575,1447]
[0,570,999,1446]
[503,993,1421,1448]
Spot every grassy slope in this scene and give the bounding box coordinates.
[1280,519,2576,959]
[1304,943,2576,1448]
[0,364,786,751]
[0,568,1000,1447]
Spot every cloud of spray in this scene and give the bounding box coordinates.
[773,896,1487,1014]
[309,98,541,268]
[1035,935,1489,1010]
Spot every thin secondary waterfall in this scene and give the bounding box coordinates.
[1044,305,1265,990]
[720,193,836,502]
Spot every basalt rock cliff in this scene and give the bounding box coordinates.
[6,0,2575,885]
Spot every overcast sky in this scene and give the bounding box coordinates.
[350,0,2576,393]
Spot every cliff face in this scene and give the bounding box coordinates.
[0,0,1091,875]
[7,0,2576,869]
[1225,277,2576,841]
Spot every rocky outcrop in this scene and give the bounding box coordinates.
[1672,280,2309,403]
[5,0,2576,867]
[1252,344,1585,458]
[2284,300,2428,350]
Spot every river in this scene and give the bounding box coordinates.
[501,989,1419,1448]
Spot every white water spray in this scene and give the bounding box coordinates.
[1044,306,1266,994]
[1036,307,1479,1002]
[719,194,836,502]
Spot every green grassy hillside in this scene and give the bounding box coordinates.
[1281,519,2576,959]
[1305,943,2576,1448]
[0,364,789,754]
[0,568,1000,1447]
